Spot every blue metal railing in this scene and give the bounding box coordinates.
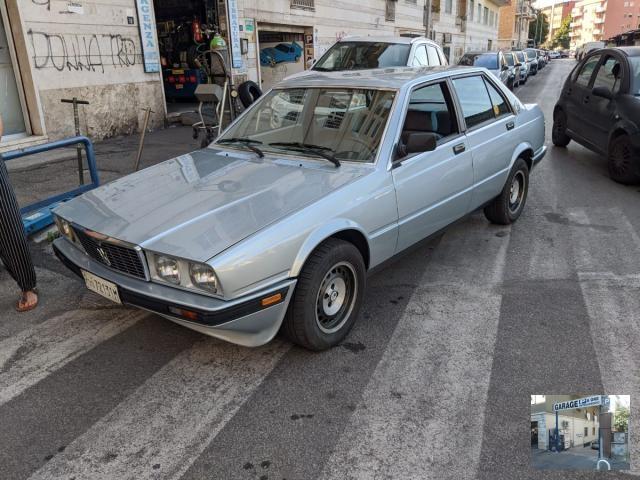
[3,136,100,235]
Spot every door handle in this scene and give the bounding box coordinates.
[506,121,515,131]
[453,143,466,155]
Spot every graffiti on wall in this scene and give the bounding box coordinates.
[27,30,140,73]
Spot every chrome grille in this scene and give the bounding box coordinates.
[74,228,147,279]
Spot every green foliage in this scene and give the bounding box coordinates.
[529,12,550,46]
[552,16,571,49]
[614,406,630,432]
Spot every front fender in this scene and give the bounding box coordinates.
[290,219,369,278]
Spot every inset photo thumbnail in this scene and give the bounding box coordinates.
[531,395,630,471]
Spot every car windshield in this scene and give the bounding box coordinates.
[313,42,411,71]
[516,52,525,62]
[525,50,537,60]
[275,44,289,53]
[505,54,515,66]
[215,87,396,163]
[631,57,640,95]
[459,54,497,69]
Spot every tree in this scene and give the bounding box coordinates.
[529,11,550,47]
[614,406,630,432]
[552,15,571,49]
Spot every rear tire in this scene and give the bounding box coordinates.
[552,110,571,147]
[608,135,640,184]
[282,238,365,351]
[484,158,529,225]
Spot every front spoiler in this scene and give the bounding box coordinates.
[53,238,296,347]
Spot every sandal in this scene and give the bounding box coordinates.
[16,290,38,312]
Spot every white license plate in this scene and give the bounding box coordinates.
[81,270,121,304]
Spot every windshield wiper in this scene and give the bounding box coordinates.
[216,137,264,158]
[268,142,341,167]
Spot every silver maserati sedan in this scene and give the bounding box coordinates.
[53,66,546,350]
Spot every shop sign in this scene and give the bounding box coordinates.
[227,0,243,69]
[135,0,160,73]
[553,395,603,412]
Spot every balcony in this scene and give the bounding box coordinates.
[594,17,605,24]
[572,8,583,17]
[595,5,606,13]
[593,28,602,35]
[570,20,581,28]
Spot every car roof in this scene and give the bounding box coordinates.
[462,51,498,56]
[584,46,640,57]
[336,35,436,45]
[276,65,486,90]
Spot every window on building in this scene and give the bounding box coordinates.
[470,0,475,20]
[291,0,315,10]
[490,11,494,25]
[593,427,596,435]
[484,6,489,24]
[452,75,494,128]
[386,0,396,21]
[445,0,453,14]
[478,3,482,21]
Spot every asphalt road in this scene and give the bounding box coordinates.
[1,59,639,480]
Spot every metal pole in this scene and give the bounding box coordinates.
[556,410,560,453]
[134,107,154,172]
[61,97,89,185]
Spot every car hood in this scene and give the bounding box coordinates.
[54,148,369,262]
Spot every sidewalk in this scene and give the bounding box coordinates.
[6,125,202,208]
[531,448,630,471]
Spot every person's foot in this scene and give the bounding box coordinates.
[16,290,38,312]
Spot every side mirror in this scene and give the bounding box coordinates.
[502,64,509,71]
[592,86,613,100]
[397,132,438,158]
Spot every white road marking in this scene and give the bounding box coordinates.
[319,214,508,480]
[28,338,290,480]
[0,308,143,406]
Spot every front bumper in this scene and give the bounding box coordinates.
[53,238,296,347]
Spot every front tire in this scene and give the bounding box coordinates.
[484,158,529,225]
[282,238,365,351]
[608,135,640,184]
[552,110,571,147]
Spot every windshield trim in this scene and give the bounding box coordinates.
[213,86,400,167]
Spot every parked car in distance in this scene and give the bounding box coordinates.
[458,51,513,89]
[536,50,546,69]
[504,51,523,87]
[549,51,561,59]
[524,48,539,75]
[52,66,546,351]
[514,50,530,83]
[311,36,448,71]
[260,42,303,66]
[591,439,599,450]
[576,41,605,61]
[552,47,640,184]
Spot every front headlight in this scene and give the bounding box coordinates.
[155,255,181,285]
[54,215,75,242]
[189,263,218,294]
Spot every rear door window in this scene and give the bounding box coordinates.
[452,75,495,129]
[574,55,601,86]
[426,45,441,66]
[413,45,429,67]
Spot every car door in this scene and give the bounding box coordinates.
[391,80,473,252]
[584,53,626,151]
[451,73,518,208]
[564,53,601,143]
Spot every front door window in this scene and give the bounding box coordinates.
[0,12,26,138]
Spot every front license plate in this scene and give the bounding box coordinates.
[81,270,121,304]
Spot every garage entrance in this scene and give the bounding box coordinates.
[531,421,539,448]
[257,24,313,91]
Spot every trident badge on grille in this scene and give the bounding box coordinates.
[97,247,111,267]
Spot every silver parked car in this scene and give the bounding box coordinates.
[53,66,546,351]
[458,51,513,89]
[312,36,448,71]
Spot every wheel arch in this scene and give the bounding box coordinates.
[291,221,371,278]
[510,142,534,171]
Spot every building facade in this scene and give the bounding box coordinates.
[0,0,504,151]
[603,0,640,39]
[497,0,536,49]
[538,0,575,44]
[570,0,607,48]
[531,395,600,450]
